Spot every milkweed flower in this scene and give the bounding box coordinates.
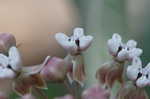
[96,33,143,88]
[126,57,150,87]
[0,46,47,96]
[55,28,93,55]
[107,33,142,62]
[55,27,93,86]
[0,46,22,95]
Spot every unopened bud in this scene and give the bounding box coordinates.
[40,57,71,82]
[54,94,74,99]
[0,33,16,53]
[21,94,35,99]
[82,84,110,99]
[0,92,8,99]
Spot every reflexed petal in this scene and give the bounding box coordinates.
[73,27,84,39]
[79,36,93,51]
[72,55,85,86]
[96,61,124,88]
[107,33,122,56]
[13,79,31,96]
[96,62,111,84]
[9,46,22,71]
[105,65,124,87]
[126,40,137,48]
[82,84,110,99]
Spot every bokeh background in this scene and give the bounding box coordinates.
[1,0,149,98]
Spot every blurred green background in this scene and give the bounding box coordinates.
[10,0,150,98]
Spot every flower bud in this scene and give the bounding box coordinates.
[0,33,16,53]
[0,92,8,99]
[82,84,110,99]
[40,57,71,82]
[54,94,74,99]
[21,94,35,99]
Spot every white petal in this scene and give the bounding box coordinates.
[127,57,142,80]
[136,76,149,87]
[132,57,142,66]
[0,67,15,79]
[55,33,77,53]
[9,46,22,71]
[128,48,143,60]
[126,65,141,81]
[73,28,84,39]
[117,49,128,61]
[126,40,137,48]
[79,35,93,51]
[0,54,9,67]
[107,33,122,56]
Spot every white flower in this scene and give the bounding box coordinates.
[55,27,93,55]
[0,46,22,79]
[107,33,142,62]
[136,63,150,87]
[126,57,142,81]
[127,57,150,87]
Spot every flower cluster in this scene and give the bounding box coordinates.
[96,33,150,99]
[0,29,149,99]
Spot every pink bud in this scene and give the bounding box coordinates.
[21,94,35,99]
[40,57,71,82]
[0,33,16,53]
[0,93,8,99]
[82,84,110,99]
[54,94,74,99]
